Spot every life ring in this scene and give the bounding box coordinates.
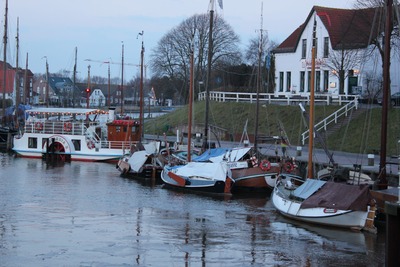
[259,159,271,171]
[87,140,95,149]
[284,161,294,173]
[35,122,43,131]
[64,122,72,132]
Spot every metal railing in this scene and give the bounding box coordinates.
[300,99,359,145]
[198,91,360,105]
[25,121,88,135]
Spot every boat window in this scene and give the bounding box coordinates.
[28,137,38,149]
[72,139,81,151]
[116,126,121,133]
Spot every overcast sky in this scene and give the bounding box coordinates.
[4,0,355,80]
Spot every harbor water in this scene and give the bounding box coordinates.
[0,153,386,266]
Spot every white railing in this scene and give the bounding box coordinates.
[300,99,359,145]
[198,91,360,105]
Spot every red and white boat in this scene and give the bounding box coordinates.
[12,108,141,162]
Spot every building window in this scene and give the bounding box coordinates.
[323,70,329,91]
[316,71,321,92]
[307,71,311,92]
[301,39,307,59]
[286,72,291,92]
[324,37,329,58]
[300,71,305,92]
[279,72,284,92]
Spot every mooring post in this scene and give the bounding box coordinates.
[7,131,12,150]
[385,201,400,267]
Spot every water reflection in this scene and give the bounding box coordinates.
[0,154,386,266]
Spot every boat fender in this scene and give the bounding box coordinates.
[259,159,271,171]
[284,161,294,173]
[251,156,258,167]
[64,122,72,132]
[35,122,43,131]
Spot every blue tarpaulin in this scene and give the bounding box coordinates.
[5,104,32,119]
[292,179,326,199]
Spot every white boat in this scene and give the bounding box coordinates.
[161,161,234,194]
[195,146,283,193]
[12,107,139,162]
[272,174,376,231]
[116,140,169,179]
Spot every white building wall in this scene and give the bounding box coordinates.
[275,11,400,99]
[89,89,106,107]
[358,44,400,97]
[274,14,357,97]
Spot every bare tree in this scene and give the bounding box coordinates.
[245,36,278,92]
[245,35,270,65]
[150,13,241,103]
[324,48,363,94]
[354,0,385,8]
[353,1,400,97]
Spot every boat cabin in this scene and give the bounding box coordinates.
[106,119,141,148]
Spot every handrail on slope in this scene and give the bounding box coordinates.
[301,99,359,145]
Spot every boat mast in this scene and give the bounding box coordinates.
[202,0,215,151]
[72,47,77,108]
[107,61,110,108]
[188,36,194,162]
[138,31,144,141]
[378,0,393,188]
[120,42,124,115]
[2,0,8,121]
[23,52,28,104]
[45,57,49,107]
[14,17,19,127]
[307,16,317,179]
[254,2,263,155]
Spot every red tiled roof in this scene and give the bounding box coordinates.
[274,6,381,53]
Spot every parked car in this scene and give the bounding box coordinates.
[378,92,400,106]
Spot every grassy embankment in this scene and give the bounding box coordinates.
[144,101,400,156]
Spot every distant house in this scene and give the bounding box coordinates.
[0,61,34,105]
[79,88,106,108]
[32,76,81,107]
[273,5,399,99]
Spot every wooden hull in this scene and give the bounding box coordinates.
[231,166,278,193]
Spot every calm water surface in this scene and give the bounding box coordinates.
[0,153,385,266]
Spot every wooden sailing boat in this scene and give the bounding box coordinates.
[160,1,234,194]
[271,14,376,231]
[116,32,167,180]
[229,5,283,193]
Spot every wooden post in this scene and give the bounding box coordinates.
[385,201,400,267]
